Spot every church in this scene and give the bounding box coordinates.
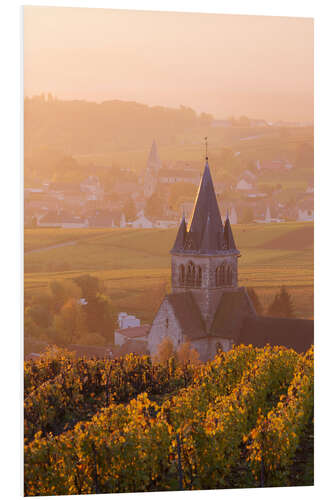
[144,139,162,198]
[147,157,313,361]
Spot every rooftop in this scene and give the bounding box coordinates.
[239,316,314,353]
[171,160,239,255]
[116,325,150,339]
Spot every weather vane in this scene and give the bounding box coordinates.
[204,137,208,160]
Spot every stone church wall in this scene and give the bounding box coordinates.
[147,298,183,356]
[191,337,234,362]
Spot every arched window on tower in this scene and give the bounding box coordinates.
[216,263,228,286]
[196,266,202,288]
[179,264,185,285]
[221,264,225,285]
[186,261,195,286]
[216,265,223,286]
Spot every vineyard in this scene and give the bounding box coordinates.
[24,344,314,495]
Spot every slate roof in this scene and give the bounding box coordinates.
[223,215,237,251]
[170,161,239,255]
[238,316,314,353]
[166,289,255,341]
[166,288,313,353]
[210,288,256,339]
[171,216,187,252]
[167,292,207,339]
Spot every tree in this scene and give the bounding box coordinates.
[247,288,264,315]
[73,274,103,301]
[24,311,44,340]
[145,191,164,218]
[177,341,200,365]
[26,303,52,330]
[78,331,106,346]
[267,286,295,318]
[52,299,88,345]
[49,280,82,314]
[84,293,115,343]
[154,337,175,364]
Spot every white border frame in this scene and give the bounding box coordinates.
[1,1,332,499]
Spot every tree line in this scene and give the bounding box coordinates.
[25,275,115,347]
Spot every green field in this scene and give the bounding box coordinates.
[24,222,313,322]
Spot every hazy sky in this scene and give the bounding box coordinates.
[24,7,313,121]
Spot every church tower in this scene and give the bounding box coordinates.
[170,158,240,328]
[144,139,162,198]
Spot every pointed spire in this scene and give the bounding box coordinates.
[170,157,239,255]
[200,214,220,253]
[187,160,224,252]
[147,139,161,171]
[171,215,187,253]
[223,213,237,250]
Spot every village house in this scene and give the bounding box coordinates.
[38,211,89,228]
[148,158,313,361]
[256,159,293,171]
[112,313,150,357]
[85,209,126,228]
[235,177,254,191]
[158,168,200,185]
[297,200,314,222]
[154,218,179,229]
[80,175,104,201]
[114,325,150,347]
[143,141,202,200]
[131,212,154,228]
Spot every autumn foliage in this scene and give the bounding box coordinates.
[24,344,313,495]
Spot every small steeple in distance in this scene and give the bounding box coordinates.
[147,139,162,173]
[144,139,162,198]
[171,158,239,255]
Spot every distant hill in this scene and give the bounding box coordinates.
[24,97,213,155]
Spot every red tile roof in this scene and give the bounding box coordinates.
[116,325,150,339]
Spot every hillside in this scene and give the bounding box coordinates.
[25,222,314,322]
[24,98,313,180]
[24,97,212,156]
[24,345,314,495]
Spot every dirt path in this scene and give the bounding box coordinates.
[24,240,77,255]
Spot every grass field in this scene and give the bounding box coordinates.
[24,221,313,322]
